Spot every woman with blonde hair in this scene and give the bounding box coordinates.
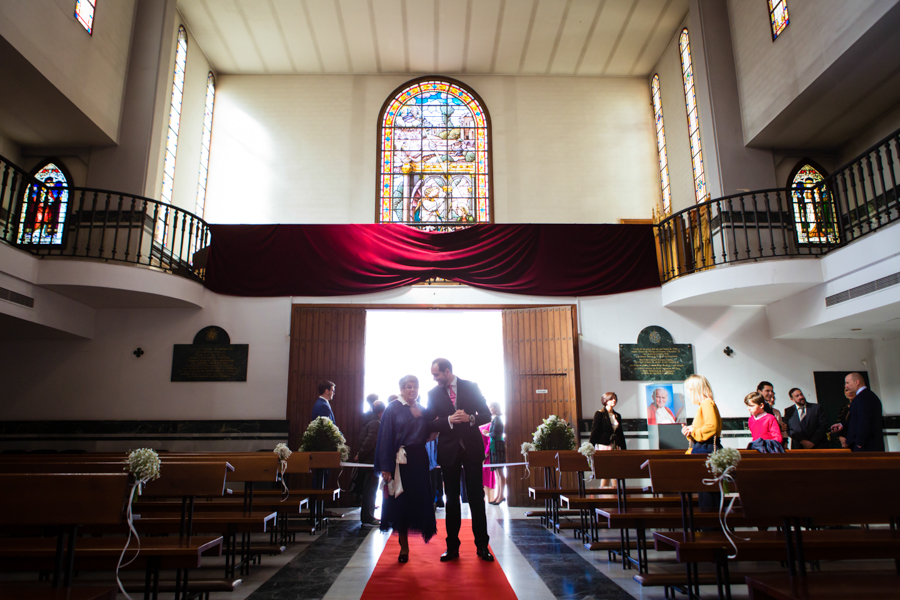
[681,374,722,512]
[681,375,722,455]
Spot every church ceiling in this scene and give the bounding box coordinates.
[177,0,688,76]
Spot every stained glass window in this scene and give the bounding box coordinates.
[679,29,707,204]
[195,72,216,217]
[378,79,490,228]
[791,164,839,244]
[18,162,70,246]
[769,0,789,40]
[651,75,671,214]
[161,26,188,208]
[75,0,96,35]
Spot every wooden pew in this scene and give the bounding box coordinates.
[525,451,581,528]
[737,461,900,600]
[647,455,900,600]
[0,463,232,600]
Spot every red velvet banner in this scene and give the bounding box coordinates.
[204,224,660,297]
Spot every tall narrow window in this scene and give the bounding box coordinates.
[18,161,71,246]
[377,78,491,228]
[679,29,707,204]
[768,0,789,40]
[161,26,188,208]
[651,75,671,214]
[75,0,96,35]
[790,162,839,244]
[195,72,216,217]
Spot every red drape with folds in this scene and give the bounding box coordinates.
[204,224,660,297]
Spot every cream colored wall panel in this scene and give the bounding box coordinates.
[241,0,295,72]
[210,0,267,72]
[0,0,135,142]
[437,0,468,73]
[306,0,351,72]
[493,0,533,74]
[606,0,661,76]
[465,0,503,73]
[179,0,240,73]
[548,0,601,75]
[372,0,406,72]
[630,0,688,76]
[406,0,436,72]
[519,0,568,74]
[728,0,897,144]
[339,0,380,73]
[271,0,323,72]
[577,0,633,75]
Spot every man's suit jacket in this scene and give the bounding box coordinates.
[427,378,491,467]
[784,402,828,449]
[846,388,885,452]
[311,397,335,423]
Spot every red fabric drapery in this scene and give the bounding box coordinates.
[204,224,660,297]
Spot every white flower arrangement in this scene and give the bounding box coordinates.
[300,417,350,461]
[531,415,576,452]
[520,442,536,457]
[125,448,160,483]
[705,447,741,477]
[273,443,292,461]
[578,441,595,457]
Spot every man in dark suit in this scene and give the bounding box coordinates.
[427,358,493,562]
[844,373,885,452]
[311,380,336,423]
[783,388,828,449]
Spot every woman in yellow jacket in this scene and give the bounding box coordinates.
[681,374,722,455]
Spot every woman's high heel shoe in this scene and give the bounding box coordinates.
[398,553,409,563]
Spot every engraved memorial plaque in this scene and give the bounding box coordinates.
[619,326,694,381]
[171,326,248,382]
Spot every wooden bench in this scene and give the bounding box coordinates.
[737,460,900,600]
[524,451,581,528]
[647,454,900,600]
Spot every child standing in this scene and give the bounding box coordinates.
[745,392,784,453]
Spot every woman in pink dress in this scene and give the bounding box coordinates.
[479,423,496,493]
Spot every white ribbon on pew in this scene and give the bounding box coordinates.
[277,458,290,501]
[115,479,148,600]
[702,465,748,559]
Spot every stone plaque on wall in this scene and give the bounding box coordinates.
[619,326,694,381]
[171,326,248,382]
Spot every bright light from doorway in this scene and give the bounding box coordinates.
[363,310,506,413]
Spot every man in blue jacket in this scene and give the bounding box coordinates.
[312,380,336,424]
[844,372,885,452]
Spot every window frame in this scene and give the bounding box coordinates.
[768,0,789,41]
[679,28,708,205]
[375,76,494,226]
[75,0,97,35]
[651,74,672,215]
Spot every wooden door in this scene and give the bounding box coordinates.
[287,306,366,504]
[502,306,581,507]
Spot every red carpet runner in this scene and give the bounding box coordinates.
[360,520,518,600]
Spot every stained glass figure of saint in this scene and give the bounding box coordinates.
[791,164,838,245]
[18,162,70,246]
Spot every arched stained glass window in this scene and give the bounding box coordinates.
[75,0,96,35]
[651,75,671,214]
[195,71,215,217]
[790,162,839,245]
[18,161,70,246]
[377,78,491,228]
[161,26,188,208]
[768,0,789,40]
[679,29,707,204]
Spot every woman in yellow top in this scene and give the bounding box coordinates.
[681,374,722,455]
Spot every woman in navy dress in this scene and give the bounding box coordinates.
[374,374,438,562]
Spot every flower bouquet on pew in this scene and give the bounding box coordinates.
[299,417,351,461]
[701,446,745,558]
[274,443,292,499]
[578,441,596,480]
[520,415,576,477]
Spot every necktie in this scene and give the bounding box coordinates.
[448,385,457,407]
[799,406,806,421]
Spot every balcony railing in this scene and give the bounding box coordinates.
[657,126,900,282]
[0,154,209,282]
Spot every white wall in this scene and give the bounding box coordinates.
[203,74,660,225]
[0,281,877,426]
[0,0,136,142]
[728,0,898,145]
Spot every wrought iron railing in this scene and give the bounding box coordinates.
[0,154,209,281]
[657,127,900,282]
